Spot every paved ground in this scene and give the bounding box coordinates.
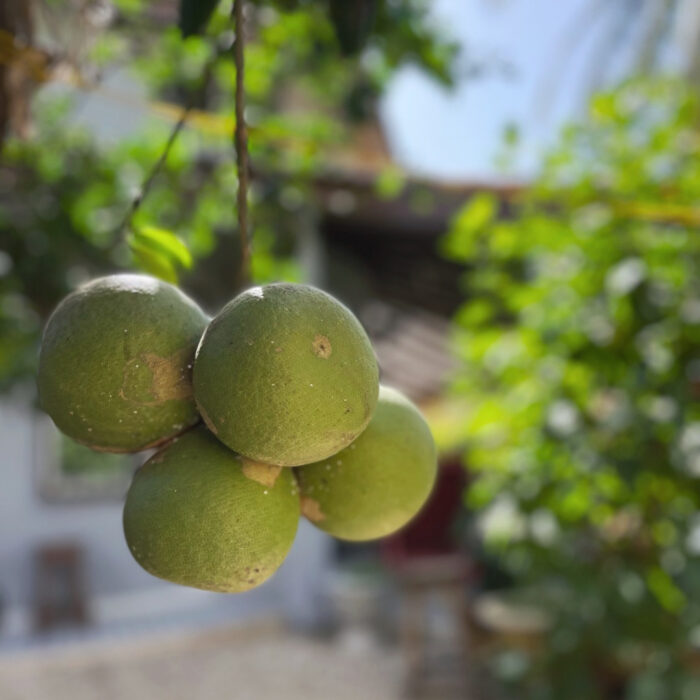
[0,621,406,700]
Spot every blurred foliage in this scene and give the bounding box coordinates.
[444,78,700,698]
[0,0,456,390]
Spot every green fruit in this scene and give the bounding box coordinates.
[123,426,300,593]
[296,385,437,541]
[193,283,379,467]
[38,274,208,452]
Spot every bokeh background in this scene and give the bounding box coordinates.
[2,1,700,698]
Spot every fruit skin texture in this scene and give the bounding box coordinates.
[38,274,208,453]
[193,283,379,467]
[295,385,437,542]
[123,426,300,593]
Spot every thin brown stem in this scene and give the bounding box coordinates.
[233,0,250,287]
[116,108,191,236]
[116,54,218,242]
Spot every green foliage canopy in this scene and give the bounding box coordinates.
[444,79,700,698]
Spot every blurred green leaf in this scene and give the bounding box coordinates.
[133,225,193,269]
[646,567,686,613]
[374,167,406,200]
[440,193,497,261]
[128,238,179,283]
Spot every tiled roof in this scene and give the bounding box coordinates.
[359,300,456,403]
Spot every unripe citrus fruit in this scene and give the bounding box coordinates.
[193,283,379,467]
[123,426,300,592]
[296,386,437,541]
[38,274,207,452]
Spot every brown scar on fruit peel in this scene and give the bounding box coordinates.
[312,334,332,359]
[301,496,325,522]
[242,459,282,487]
[120,347,193,405]
[143,348,193,401]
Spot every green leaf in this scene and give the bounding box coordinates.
[503,122,520,147]
[590,91,619,123]
[129,238,179,284]
[375,167,406,200]
[133,225,193,269]
[440,193,497,261]
[646,567,686,613]
[456,193,498,232]
[178,0,221,37]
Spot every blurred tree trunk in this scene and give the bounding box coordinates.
[672,0,700,83]
[546,0,700,112]
[0,0,36,150]
[630,0,700,82]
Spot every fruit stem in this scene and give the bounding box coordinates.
[233,0,250,288]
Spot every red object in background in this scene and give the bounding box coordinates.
[382,458,467,564]
[34,542,89,632]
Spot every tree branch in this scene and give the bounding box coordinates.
[116,55,217,240]
[116,107,191,237]
[233,0,250,287]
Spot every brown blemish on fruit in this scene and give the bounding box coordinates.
[301,496,325,522]
[312,334,332,359]
[143,348,193,401]
[120,347,193,405]
[242,460,282,487]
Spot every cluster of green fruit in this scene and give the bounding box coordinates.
[38,275,437,593]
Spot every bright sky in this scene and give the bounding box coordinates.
[381,0,614,182]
